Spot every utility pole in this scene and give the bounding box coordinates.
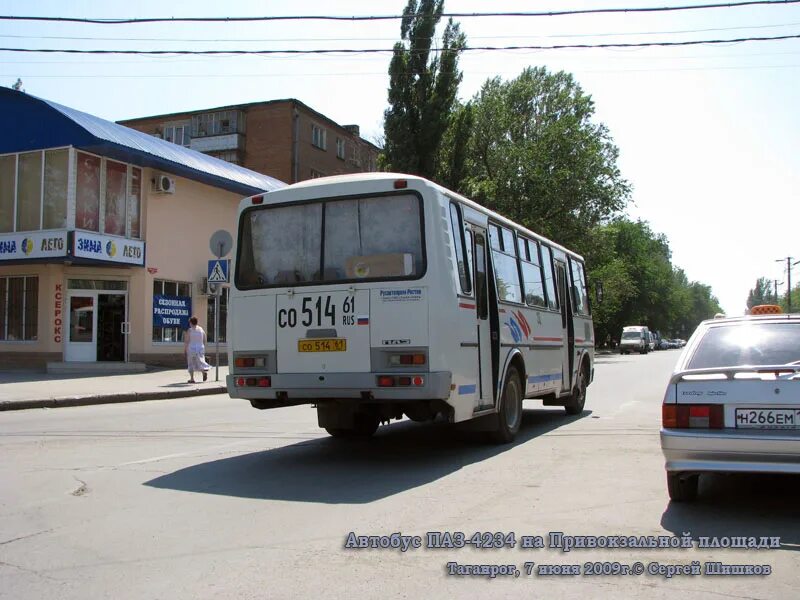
[776,257,800,313]
[773,280,783,305]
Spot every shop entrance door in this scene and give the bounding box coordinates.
[97,293,126,361]
[65,294,96,362]
[65,289,128,362]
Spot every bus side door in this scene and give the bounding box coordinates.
[470,227,495,409]
[554,260,575,394]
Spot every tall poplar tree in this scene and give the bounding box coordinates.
[383,0,465,178]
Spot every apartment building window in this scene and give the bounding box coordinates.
[310,168,325,179]
[311,124,327,150]
[192,110,244,137]
[0,275,38,341]
[152,279,191,343]
[163,125,190,147]
[206,287,228,343]
[336,137,346,160]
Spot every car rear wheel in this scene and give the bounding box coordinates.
[667,472,699,502]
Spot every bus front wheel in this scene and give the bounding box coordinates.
[490,366,523,444]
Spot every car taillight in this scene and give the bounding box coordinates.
[663,404,723,429]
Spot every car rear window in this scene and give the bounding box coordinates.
[687,322,800,369]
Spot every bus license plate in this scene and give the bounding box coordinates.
[298,338,347,353]
[735,408,800,429]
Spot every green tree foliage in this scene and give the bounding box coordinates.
[458,67,630,249]
[382,0,466,178]
[586,219,723,344]
[746,276,774,308]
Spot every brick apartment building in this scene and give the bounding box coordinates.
[118,99,381,184]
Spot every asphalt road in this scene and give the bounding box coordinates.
[2,350,799,599]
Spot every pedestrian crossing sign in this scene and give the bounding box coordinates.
[207,259,229,283]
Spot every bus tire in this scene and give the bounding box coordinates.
[564,364,587,415]
[325,413,379,439]
[490,366,523,444]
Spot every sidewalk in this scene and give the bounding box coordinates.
[0,366,229,411]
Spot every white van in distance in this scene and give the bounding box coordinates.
[620,325,651,355]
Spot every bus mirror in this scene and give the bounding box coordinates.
[595,282,604,304]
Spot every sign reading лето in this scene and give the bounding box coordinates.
[153,295,191,329]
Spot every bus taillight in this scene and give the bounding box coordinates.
[377,376,395,387]
[389,353,426,366]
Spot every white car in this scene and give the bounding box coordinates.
[660,311,800,501]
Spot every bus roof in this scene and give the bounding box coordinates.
[247,172,583,262]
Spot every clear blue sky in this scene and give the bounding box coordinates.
[3,0,799,314]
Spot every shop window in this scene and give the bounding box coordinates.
[104,160,127,236]
[16,151,42,231]
[43,149,68,230]
[129,167,141,239]
[206,287,228,343]
[0,275,38,341]
[152,279,192,343]
[0,155,14,233]
[76,152,101,232]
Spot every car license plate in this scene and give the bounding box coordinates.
[298,338,346,353]
[735,408,800,429]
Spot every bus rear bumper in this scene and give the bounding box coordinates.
[226,371,452,402]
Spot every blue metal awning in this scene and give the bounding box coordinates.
[0,87,285,197]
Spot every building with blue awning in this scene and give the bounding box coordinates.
[0,87,285,369]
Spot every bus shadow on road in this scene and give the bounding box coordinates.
[145,408,587,504]
[660,473,800,551]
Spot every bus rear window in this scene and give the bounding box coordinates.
[236,193,424,288]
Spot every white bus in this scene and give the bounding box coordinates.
[227,173,594,442]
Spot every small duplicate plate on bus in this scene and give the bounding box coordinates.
[298,338,347,353]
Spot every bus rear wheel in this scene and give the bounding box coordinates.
[564,366,587,415]
[490,366,523,444]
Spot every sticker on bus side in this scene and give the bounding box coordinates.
[378,288,424,303]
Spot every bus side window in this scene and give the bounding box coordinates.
[541,244,559,310]
[490,224,523,304]
[474,233,488,320]
[520,238,547,308]
[569,259,589,316]
[449,203,472,295]
[465,229,474,293]
[488,224,502,251]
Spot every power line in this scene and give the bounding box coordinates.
[3,21,800,44]
[1,1,799,25]
[1,33,799,56]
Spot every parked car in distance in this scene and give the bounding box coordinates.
[620,325,651,355]
[660,309,800,501]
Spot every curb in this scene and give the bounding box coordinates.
[0,385,227,412]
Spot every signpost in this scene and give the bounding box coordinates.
[208,230,233,382]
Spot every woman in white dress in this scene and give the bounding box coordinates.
[184,316,211,383]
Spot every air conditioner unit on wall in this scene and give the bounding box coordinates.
[152,174,176,194]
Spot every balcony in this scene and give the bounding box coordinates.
[189,133,245,153]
